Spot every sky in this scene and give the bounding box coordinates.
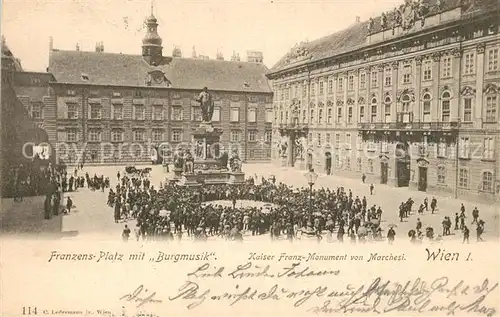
[2,0,403,72]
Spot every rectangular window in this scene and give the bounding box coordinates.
[172,130,182,142]
[248,108,257,122]
[90,104,101,119]
[437,166,446,184]
[153,106,163,120]
[265,109,273,123]
[326,133,331,144]
[311,82,316,96]
[319,81,324,95]
[357,157,362,171]
[248,130,257,142]
[402,65,412,84]
[67,103,77,119]
[368,159,374,173]
[459,168,468,188]
[381,135,388,153]
[437,138,447,157]
[483,137,495,160]
[327,108,332,124]
[134,130,144,142]
[463,99,472,122]
[67,129,77,142]
[303,84,307,96]
[318,109,323,123]
[348,107,353,123]
[67,90,76,96]
[485,96,497,122]
[212,106,221,122]
[385,104,391,122]
[371,71,378,87]
[371,105,377,122]
[359,73,366,89]
[464,53,475,75]
[230,108,240,122]
[338,78,343,92]
[335,133,340,148]
[31,103,42,119]
[337,107,342,123]
[328,79,333,93]
[134,90,142,98]
[112,104,123,120]
[482,172,494,192]
[265,131,272,143]
[302,110,306,123]
[88,129,101,142]
[111,129,122,142]
[345,133,352,149]
[488,48,499,71]
[348,75,354,91]
[230,130,240,142]
[192,106,202,121]
[441,56,452,78]
[310,109,314,123]
[317,133,322,146]
[152,129,163,142]
[359,106,365,122]
[423,60,432,81]
[248,149,255,158]
[441,100,450,122]
[459,137,471,159]
[134,106,144,120]
[171,107,183,121]
[384,68,392,86]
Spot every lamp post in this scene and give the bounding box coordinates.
[305,169,318,224]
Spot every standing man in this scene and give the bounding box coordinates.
[196,87,214,122]
[369,184,374,195]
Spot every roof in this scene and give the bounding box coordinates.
[48,50,272,93]
[269,0,497,74]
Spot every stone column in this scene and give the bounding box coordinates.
[414,56,423,123]
[391,61,399,122]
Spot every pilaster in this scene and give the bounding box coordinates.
[475,43,486,124]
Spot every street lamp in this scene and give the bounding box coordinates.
[305,169,318,223]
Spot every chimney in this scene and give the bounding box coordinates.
[49,36,53,51]
[95,42,100,52]
[76,43,80,51]
[192,46,197,58]
[356,16,360,23]
[231,50,240,62]
[172,46,182,57]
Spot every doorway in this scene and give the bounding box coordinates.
[380,162,388,184]
[325,152,332,175]
[418,166,428,192]
[395,142,410,187]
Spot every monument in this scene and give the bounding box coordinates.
[170,87,245,186]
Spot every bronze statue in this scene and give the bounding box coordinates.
[196,87,215,122]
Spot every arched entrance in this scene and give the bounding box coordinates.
[395,142,410,187]
[325,152,332,175]
[380,155,389,184]
[417,158,429,192]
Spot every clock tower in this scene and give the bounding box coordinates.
[142,4,163,66]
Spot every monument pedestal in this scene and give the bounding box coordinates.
[228,172,245,185]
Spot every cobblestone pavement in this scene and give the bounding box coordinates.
[61,164,499,243]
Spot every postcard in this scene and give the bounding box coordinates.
[1,0,499,316]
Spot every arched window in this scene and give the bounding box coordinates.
[384,96,391,122]
[401,94,411,123]
[482,171,493,192]
[441,91,451,122]
[423,93,431,122]
[370,98,377,123]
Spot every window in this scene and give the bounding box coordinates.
[310,109,315,123]
[153,106,163,120]
[134,105,144,120]
[488,48,499,71]
[67,103,77,119]
[371,71,378,87]
[265,109,273,123]
[302,110,306,123]
[359,106,365,122]
[67,129,77,142]
[381,135,388,153]
[89,129,101,142]
[327,108,332,124]
[459,137,471,158]
[303,84,307,96]
[111,130,122,142]
[265,131,272,143]
[402,65,412,84]
[248,130,257,142]
[67,89,76,96]
[384,97,391,122]
[401,94,411,123]
[230,108,239,122]
[317,133,322,146]
[280,111,284,123]
[171,107,183,121]
[464,53,475,75]
[437,166,446,184]
[31,103,42,119]
[90,104,101,119]
[230,130,240,142]
[152,130,163,142]
[384,68,392,86]
[311,82,316,96]
[337,107,342,123]
[112,104,123,120]
[172,130,182,142]
[482,171,494,192]
[134,90,142,98]
[328,79,334,93]
[318,109,323,123]
[213,106,221,122]
[441,56,452,78]
[423,60,432,81]
[418,93,430,122]
[357,157,362,171]
[437,138,447,157]
[338,78,343,91]
[370,98,377,123]
[485,96,497,122]
[463,98,472,122]
[248,149,255,158]
[345,156,351,170]
[483,137,495,160]
[284,88,289,100]
[348,75,354,91]
[345,133,352,149]
[368,159,374,173]
[348,107,353,123]
[192,106,202,121]
[326,133,331,144]
[359,73,366,89]
[319,81,324,95]
[458,168,468,188]
[134,130,144,142]
[308,133,312,144]
[335,133,340,148]
[441,91,451,122]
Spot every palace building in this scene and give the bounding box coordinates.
[11,11,273,165]
[267,0,500,202]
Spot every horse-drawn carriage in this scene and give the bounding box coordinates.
[125,166,152,178]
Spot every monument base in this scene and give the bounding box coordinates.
[181,170,231,186]
[228,172,245,185]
